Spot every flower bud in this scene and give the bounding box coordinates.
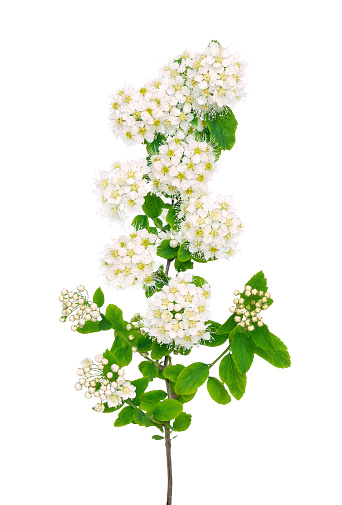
[111,364,119,373]
[170,239,179,248]
[77,284,85,292]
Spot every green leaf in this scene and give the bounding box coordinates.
[207,377,231,405]
[145,133,166,155]
[132,214,149,231]
[231,331,254,373]
[114,406,134,427]
[140,390,167,411]
[219,354,246,400]
[166,208,179,230]
[173,412,192,432]
[138,361,158,381]
[204,107,238,151]
[153,399,183,422]
[217,314,238,335]
[142,193,164,219]
[111,333,128,352]
[136,334,153,353]
[151,341,174,360]
[133,407,151,427]
[152,435,164,440]
[175,362,209,395]
[254,333,291,368]
[93,287,105,307]
[245,270,267,293]
[157,239,179,259]
[192,275,209,288]
[99,315,112,330]
[163,364,185,382]
[203,320,230,347]
[77,321,101,334]
[105,304,126,332]
[174,258,193,272]
[176,392,196,404]
[249,324,276,351]
[130,377,149,405]
[177,244,192,262]
[113,345,133,367]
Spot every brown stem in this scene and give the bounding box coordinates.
[165,258,174,277]
[163,355,173,505]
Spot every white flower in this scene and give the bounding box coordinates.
[81,358,93,369]
[107,394,122,408]
[144,272,212,349]
[118,381,136,400]
[101,229,158,289]
[94,403,105,413]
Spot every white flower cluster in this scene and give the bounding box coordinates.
[94,160,150,221]
[144,272,211,349]
[149,135,216,198]
[75,355,136,411]
[178,194,242,260]
[59,285,100,331]
[101,229,158,289]
[229,286,272,331]
[110,41,246,146]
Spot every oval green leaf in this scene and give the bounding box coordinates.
[175,362,209,395]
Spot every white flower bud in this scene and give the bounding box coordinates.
[59,295,64,302]
[128,335,134,341]
[74,314,79,320]
[233,290,240,296]
[79,378,85,385]
[251,317,257,322]
[111,364,119,373]
[95,354,103,363]
[118,368,125,376]
[245,291,251,297]
[100,394,106,401]
[105,390,111,397]
[107,372,113,379]
[74,383,82,391]
[132,347,137,352]
[66,308,72,315]
[68,291,74,298]
[59,316,66,322]
[84,381,90,387]
[85,307,91,314]
[251,289,258,295]
[126,323,133,331]
[257,321,263,327]
[248,325,254,331]
[265,292,271,298]
[69,315,75,322]
[134,313,140,319]
[170,239,179,248]
[234,316,241,322]
[89,387,95,394]
[112,382,118,389]
[100,385,106,391]
[229,306,236,313]
[102,358,108,365]
[77,309,83,316]
[103,380,108,386]
[94,391,100,397]
[85,372,91,378]
[91,311,100,318]
[258,291,264,296]
[233,298,239,304]
[141,352,148,357]
[175,313,182,320]
[85,392,92,399]
[71,325,77,332]
[245,285,251,290]
[240,321,246,328]
[263,304,269,310]
[79,319,85,327]
[90,380,96,386]
[90,303,98,310]
[61,288,68,295]
[91,317,97,322]
[98,364,104,370]
[77,284,85,292]
[85,314,91,321]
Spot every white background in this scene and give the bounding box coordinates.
[1,1,341,504]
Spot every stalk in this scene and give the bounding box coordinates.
[163,355,173,505]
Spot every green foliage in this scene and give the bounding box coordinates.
[140,390,168,411]
[130,377,149,405]
[245,270,267,292]
[219,354,246,400]
[152,435,164,440]
[93,287,105,307]
[114,406,134,427]
[173,412,192,432]
[249,324,276,351]
[217,314,237,335]
[76,320,101,334]
[131,214,149,231]
[175,362,209,395]
[113,345,133,368]
[151,341,174,360]
[207,377,231,405]
[254,333,291,368]
[105,304,126,332]
[92,402,122,414]
[176,392,196,404]
[139,360,158,381]
[157,239,179,259]
[177,244,192,262]
[204,107,238,151]
[99,316,112,330]
[163,364,185,382]
[174,258,194,272]
[203,320,230,347]
[231,331,254,373]
[166,208,179,230]
[142,193,164,219]
[153,399,183,422]
[145,133,166,155]
[192,276,209,288]
[144,265,170,298]
[102,349,119,371]
[133,407,151,427]
[136,334,153,353]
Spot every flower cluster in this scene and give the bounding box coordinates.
[149,135,216,198]
[75,354,136,411]
[59,285,101,331]
[177,194,242,260]
[144,272,211,349]
[110,41,246,146]
[101,229,158,289]
[94,160,150,221]
[229,286,272,331]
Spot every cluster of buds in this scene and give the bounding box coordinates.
[229,285,271,332]
[126,313,146,353]
[58,285,101,331]
[75,354,136,412]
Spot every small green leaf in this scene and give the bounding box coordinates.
[139,361,158,381]
[245,270,267,293]
[177,244,192,262]
[136,334,153,353]
[77,321,101,334]
[157,239,179,259]
[152,435,164,440]
[140,390,167,411]
[163,364,185,382]
[99,315,112,330]
[144,133,166,155]
[175,362,209,395]
[254,333,291,368]
[231,331,254,373]
[203,320,230,347]
[173,412,192,432]
[132,214,150,231]
[207,377,231,405]
[204,107,238,151]
[133,407,151,427]
[151,341,174,360]
[113,345,133,367]
[217,314,238,335]
[166,208,179,230]
[176,392,196,404]
[219,354,246,400]
[174,258,193,272]
[249,324,275,351]
[192,276,209,288]
[105,305,126,332]
[142,193,164,219]
[93,287,105,307]
[114,406,134,427]
[153,399,183,422]
[130,377,149,405]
